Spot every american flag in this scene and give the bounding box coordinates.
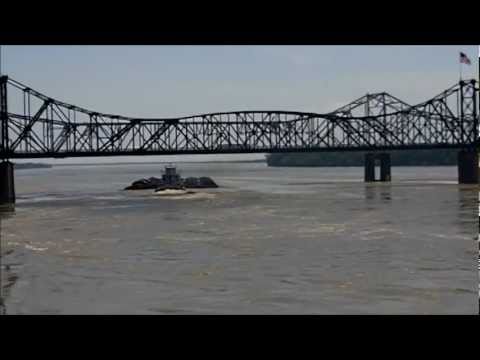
[460,52,471,65]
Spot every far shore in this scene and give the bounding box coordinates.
[12,160,477,168]
[44,159,266,167]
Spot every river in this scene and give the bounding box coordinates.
[0,162,477,314]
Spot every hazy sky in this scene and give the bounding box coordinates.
[2,45,478,164]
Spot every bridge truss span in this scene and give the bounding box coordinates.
[0,75,478,159]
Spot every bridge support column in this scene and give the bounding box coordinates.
[0,161,15,206]
[364,153,391,182]
[379,153,391,182]
[364,153,375,182]
[457,150,478,184]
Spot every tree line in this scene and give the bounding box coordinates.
[265,149,463,167]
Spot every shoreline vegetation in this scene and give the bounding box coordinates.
[14,162,52,169]
[265,149,466,167]
[47,159,265,167]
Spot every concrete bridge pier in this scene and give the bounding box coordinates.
[364,152,391,182]
[364,153,375,182]
[0,161,15,207]
[379,153,391,182]
[457,150,479,184]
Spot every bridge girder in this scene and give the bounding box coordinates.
[0,76,478,159]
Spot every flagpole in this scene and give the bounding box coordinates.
[459,54,462,82]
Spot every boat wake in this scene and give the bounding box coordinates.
[152,191,216,200]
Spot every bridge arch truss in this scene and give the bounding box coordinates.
[0,75,478,159]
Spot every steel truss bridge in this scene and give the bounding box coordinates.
[0,75,478,159]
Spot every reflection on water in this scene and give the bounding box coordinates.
[0,208,15,315]
[455,187,478,239]
[458,186,477,212]
[0,163,477,314]
[364,184,392,202]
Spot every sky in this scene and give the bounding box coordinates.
[1,45,478,164]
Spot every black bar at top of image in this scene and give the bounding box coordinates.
[0,30,479,45]
[1,2,479,45]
